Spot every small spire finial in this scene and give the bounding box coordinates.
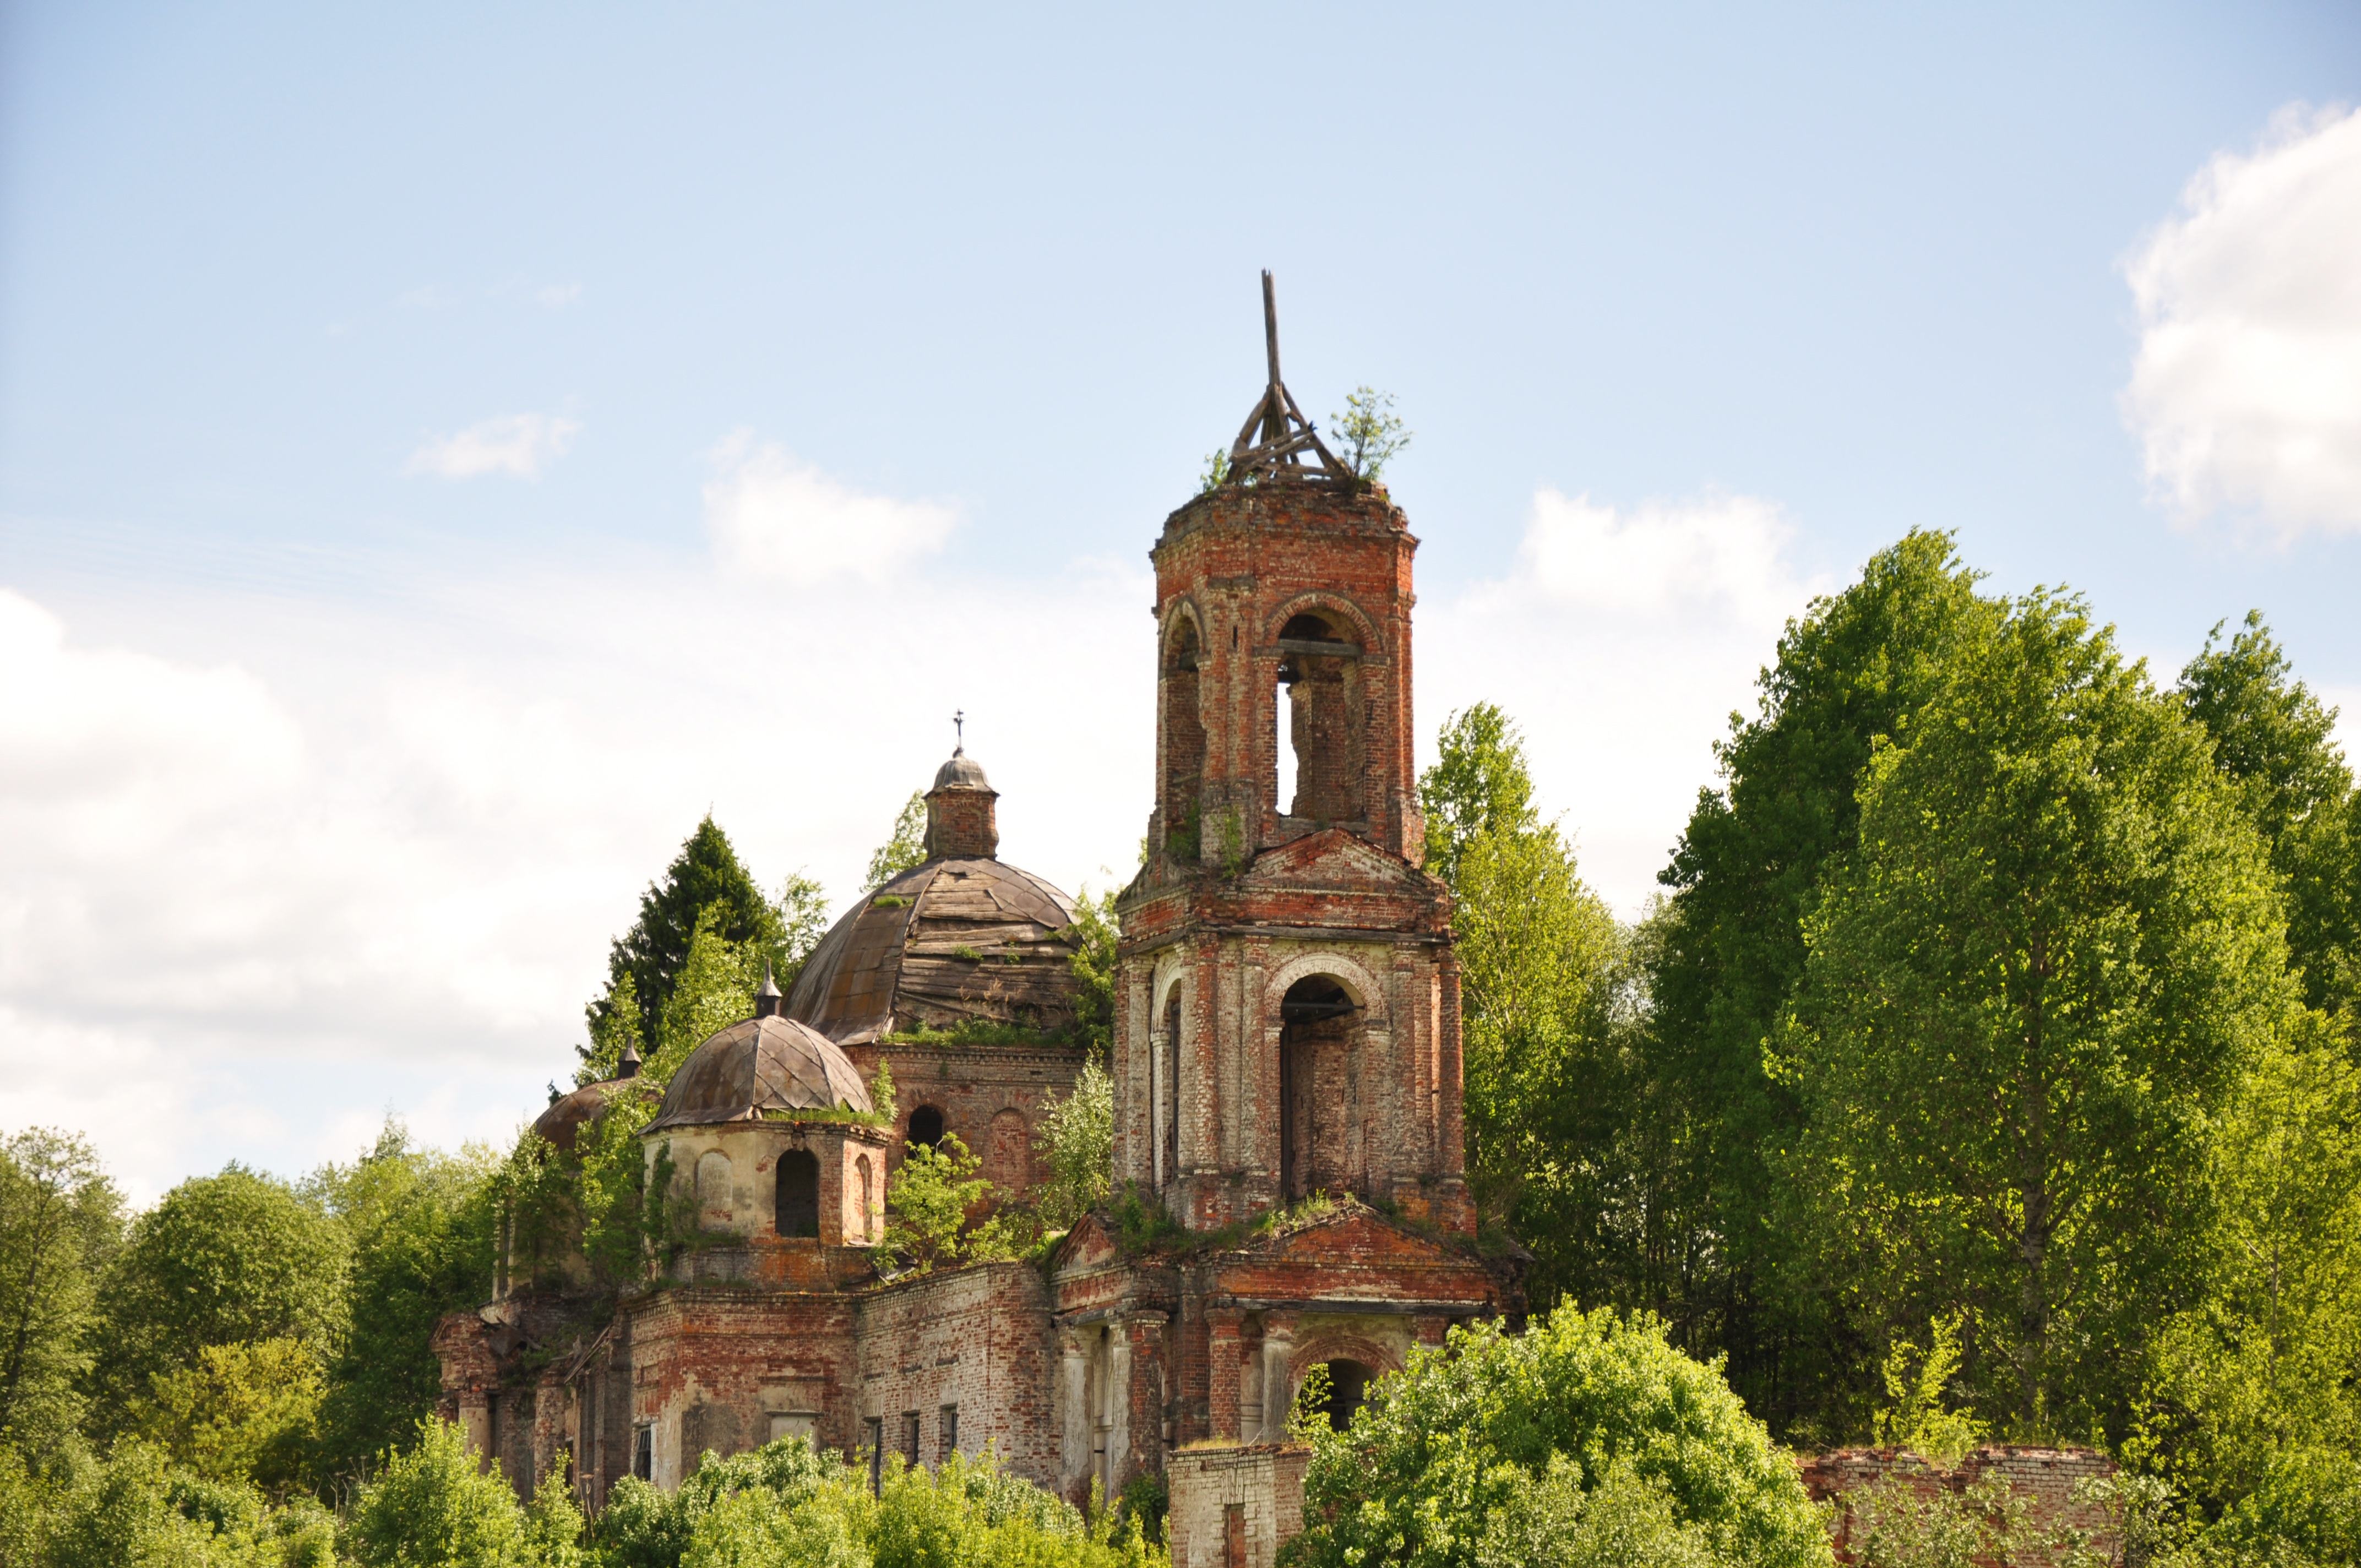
[754,959,784,1017]
[951,709,966,755]
[618,1041,642,1079]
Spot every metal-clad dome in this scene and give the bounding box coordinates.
[785,858,1080,1045]
[932,750,993,792]
[645,1015,874,1132]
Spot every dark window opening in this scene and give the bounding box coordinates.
[864,1417,884,1493]
[1164,617,1207,853]
[1280,612,1350,643]
[939,1404,959,1461]
[906,1106,944,1150]
[775,1148,819,1238]
[632,1423,652,1480]
[1318,1359,1373,1431]
[1161,993,1182,1189]
[901,1411,921,1467]
[1280,977,1356,1201]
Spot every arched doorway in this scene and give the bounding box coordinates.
[1280,976,1357,1201]
[775,1148,819,1238]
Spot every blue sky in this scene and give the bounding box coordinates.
[3,3,2358,1196]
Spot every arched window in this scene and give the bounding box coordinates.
[1274,611,1361,824]
[906,1106,945,1151]
[775,1148,819,1239]
[856,1153,875,1243]
[695,1151,733,1224]
[1313,1359,1373,1431]
[1162,614,1207,857]
[1280,976,1357,1201]
[1160,992,1181,1189]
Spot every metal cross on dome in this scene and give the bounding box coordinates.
[951,709,965,754]
[1222,270,1352,486]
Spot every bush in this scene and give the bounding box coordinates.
[1282,1304,1831,1568]
[591,1438,1160,1568]
[346,1417,580,1568]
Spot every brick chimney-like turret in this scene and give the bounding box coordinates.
[924,750,999,861]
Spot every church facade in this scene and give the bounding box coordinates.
[433,300,1521,1562]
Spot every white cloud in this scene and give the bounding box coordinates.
[0,509,1146,1197]
[1422,489,1825,916]
[405,412,580,480]
[704,432,959,585]
[537,282,583,308]
[2124,104,2361,539]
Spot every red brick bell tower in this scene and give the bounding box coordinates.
[1112,274,1469,1234]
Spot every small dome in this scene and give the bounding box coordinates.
[645,1015,874,1133]
[532,1076,658,1153]
[932,750,993,792]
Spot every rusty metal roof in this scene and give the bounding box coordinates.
[531,1076,659,1153]
[785,857,1082,1044]
[644,1015,874,1133]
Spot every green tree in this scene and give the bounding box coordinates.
[2142,1012,2361,1528]
[593,816,786,1049]
[0,1127,122,1452]
[877,1134,1009,1275]
[1643,529,1999,1434]
[306,1119,500,1485]
[93,1167,352,1440]
[1063,886,1120,1059]
[1281,1304,1831,1568]
[1419,702,1539,888]
[137,1337,322,1499]
[1418,705,1626,1298]
[2177,611,2360,1019]
[1777,590,2289,1438]
[866,792,929,890]
[1329,385,1410,484]
[1035,1060,1114,1232]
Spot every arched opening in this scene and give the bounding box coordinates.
[695,1151,733,1226]
[856,1153,875,1242]
[1280,976,1357,1201]
[906,1106,945,1151]
[1162,614,1206,858]
[1160,990,1182,1190]
[1314,1359,1373,1431]
[775,1148,819,1238]
[1274,611,1361,825]
[984,1109,1031,1199]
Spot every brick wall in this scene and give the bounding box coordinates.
[1799,1446,2120,1565]
[1167,1444,1309,1568]
[853,1260,1060,1488]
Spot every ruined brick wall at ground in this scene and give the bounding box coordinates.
[1800,1446,2120,1565]
[1166,1444,1308,1568]
[853,1259,1058,1489]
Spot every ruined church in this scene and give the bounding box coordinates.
[433,279,1522,1559]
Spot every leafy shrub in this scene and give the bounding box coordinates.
[346,1417,580,1568]
[1281,1304,1830,1568]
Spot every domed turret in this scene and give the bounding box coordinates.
[646,1014,873,1133]
[788,749,1083,1044]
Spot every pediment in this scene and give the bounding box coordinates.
[1243,829,1426,891]
[1049,1211,1120,1275]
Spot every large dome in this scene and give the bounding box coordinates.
[786,858,1081,1044]
[645,1015,874,1133]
